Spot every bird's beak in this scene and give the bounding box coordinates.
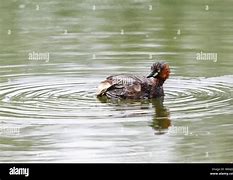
[147,69,160,78]
[147,71,156,78]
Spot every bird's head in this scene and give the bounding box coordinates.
[147,62,170,81]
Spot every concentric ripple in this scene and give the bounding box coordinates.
[0,66,233,162]
[165,75,233,120]
[1,73,232,123]
[0,76,99,122]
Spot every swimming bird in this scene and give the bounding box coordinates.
[97,62,170,99]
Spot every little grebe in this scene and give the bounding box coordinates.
[97,62,170,99]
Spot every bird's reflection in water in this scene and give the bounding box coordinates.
[150,97,171,135]
[97,96,171,135]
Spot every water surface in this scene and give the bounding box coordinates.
[0,0,233,162]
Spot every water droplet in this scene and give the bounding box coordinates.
[36,5,40,11]
[149,5,152,11]
[2,95,11,103]
[149,54,153,59]
[19,4,25,9]
[120,29,124,35]
[177,29,181,35]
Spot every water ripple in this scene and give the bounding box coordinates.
[166,75,233,120]
[0,72,232,125]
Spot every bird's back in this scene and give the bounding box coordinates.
[97,74,151,99]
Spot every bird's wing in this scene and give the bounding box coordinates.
[96,74,145,96]
[106,74,144,87]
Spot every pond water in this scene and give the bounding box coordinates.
[0,0,233,162]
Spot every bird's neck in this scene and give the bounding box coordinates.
[153,77,165,87]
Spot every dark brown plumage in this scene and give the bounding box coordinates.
[97,62,170,99]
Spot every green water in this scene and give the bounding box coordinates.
[0,0,233,162]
